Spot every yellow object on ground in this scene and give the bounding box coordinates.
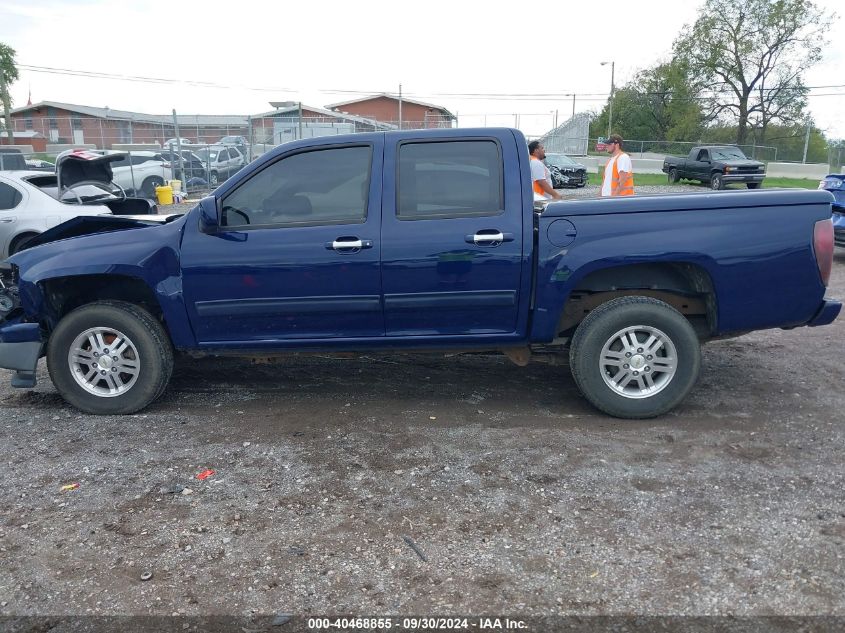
[155,185,173,205]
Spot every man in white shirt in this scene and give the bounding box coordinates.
[528,141,563,201]
[600,134,634,197]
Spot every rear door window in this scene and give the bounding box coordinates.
[396,140,503,220]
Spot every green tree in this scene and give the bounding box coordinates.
[590,60,705,143]
[0,42,19,144]
[674,0,831,145]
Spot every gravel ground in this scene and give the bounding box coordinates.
[0,189,843,630]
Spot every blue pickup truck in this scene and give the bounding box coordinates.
[0,128,840,419]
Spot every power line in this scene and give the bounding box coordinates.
[18,64,845,100]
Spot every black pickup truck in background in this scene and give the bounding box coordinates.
[662,146,766,190]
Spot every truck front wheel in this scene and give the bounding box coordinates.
[668,168,679,183]
[710,173,725,190]
[47,301,173,415]
[569,296,701,419]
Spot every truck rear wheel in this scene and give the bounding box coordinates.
[569,296,701,419]
[47,301,173,415]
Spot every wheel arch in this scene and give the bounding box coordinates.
[553,262,718,339]
[8,231,41,256]
[39,274,173,343]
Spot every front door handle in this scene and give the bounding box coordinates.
[0,217,15,223]
[325,237,374,252]
[465,231,514,246]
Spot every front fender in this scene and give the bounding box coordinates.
[8,218,196,348]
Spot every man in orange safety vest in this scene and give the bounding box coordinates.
[601,134,634,197]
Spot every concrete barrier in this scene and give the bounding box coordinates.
[631,158,666,175]
[589,156,666,175]
[765,162,830,180]
[578,157,599,174]
[46,143,97,154]
[112,144,162,152]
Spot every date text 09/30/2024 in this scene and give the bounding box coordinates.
[307,617,528,630]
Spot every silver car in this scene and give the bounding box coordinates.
[0,171,111,257]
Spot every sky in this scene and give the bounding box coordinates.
[1,0,843,139]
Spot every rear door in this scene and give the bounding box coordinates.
[380,130,528,337]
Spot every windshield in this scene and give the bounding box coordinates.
[196,149,218,161]
[710,148,747,160]
[545,153,579,167]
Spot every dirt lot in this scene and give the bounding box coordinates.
[0,223,843,630]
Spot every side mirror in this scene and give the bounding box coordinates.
[198,196,219,233]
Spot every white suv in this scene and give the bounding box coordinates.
[106,151,173,197]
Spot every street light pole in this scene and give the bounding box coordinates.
[601,61,615,138]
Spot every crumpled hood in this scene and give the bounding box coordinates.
[21,214,175,251]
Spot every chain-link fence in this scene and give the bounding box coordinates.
[581,138,780,163]
[3,111,840,203]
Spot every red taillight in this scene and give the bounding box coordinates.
[813,219,834,286]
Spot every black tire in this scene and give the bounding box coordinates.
[9,232,39,256]
[142,176,165,198]
[47,301,174,415]
[668,168,679,184]
[747,182,760,189]
[569,296,701,419]
[209,171,219,186]
[710,173,724,190]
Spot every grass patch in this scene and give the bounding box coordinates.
[586,172,821,189]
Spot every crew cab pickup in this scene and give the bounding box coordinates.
[0,128,839,419]
[662,146,766,190]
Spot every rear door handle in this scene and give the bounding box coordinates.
[325,237,373,252]
[465,231,514,246]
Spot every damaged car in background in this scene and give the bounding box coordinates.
[544,152,588,188]
[0,150,160,258]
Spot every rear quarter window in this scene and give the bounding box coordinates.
[0,182,23,210]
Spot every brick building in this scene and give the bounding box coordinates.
[249,103,394,144]
[9,101,249,149]
[325,94,455,129]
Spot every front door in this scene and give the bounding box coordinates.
[380,132,527,337]
[181,138,385,345]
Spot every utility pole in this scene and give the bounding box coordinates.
[298,101,303,140]
[601,61,615,137]
[398,83,403,130]
[172,109,185,186]
[802,120,811,164]
[571,94,575,119]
